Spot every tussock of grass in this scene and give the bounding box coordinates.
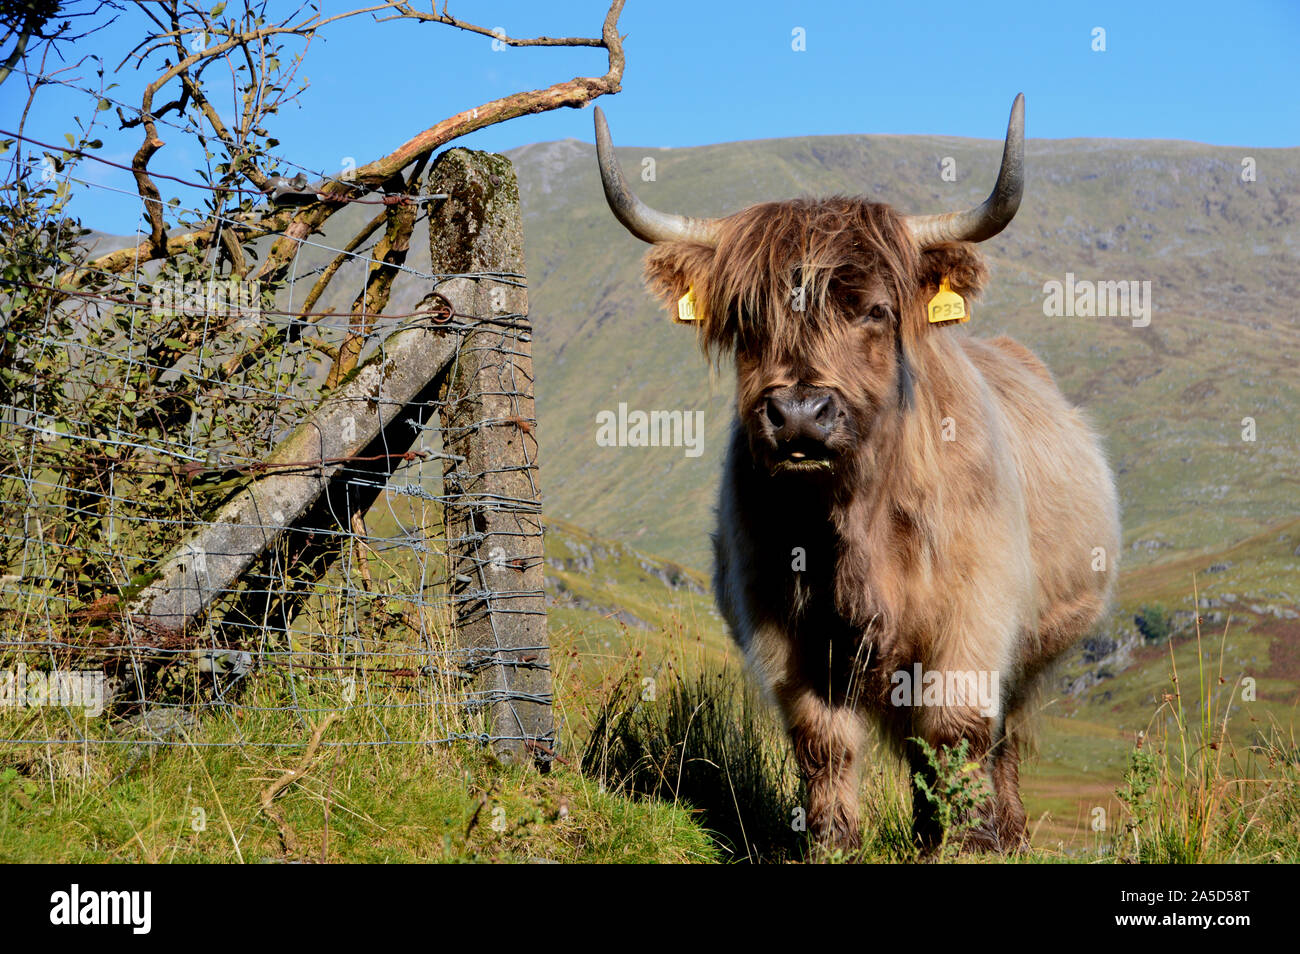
[1111,595,1300,863]
[575,667,919,863]
[581,668,806,862]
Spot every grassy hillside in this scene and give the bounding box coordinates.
[119,129,1295,576]
[509,133,1300,571]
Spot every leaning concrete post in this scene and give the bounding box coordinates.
[428,149,551,769]
[125,326,460,633]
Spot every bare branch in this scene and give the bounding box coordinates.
[71,0,626,299]
[0,11,34,87]
[254,0,625,288]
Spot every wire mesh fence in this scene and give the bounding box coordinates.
[0,74,552,763]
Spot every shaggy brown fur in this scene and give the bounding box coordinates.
[642,197,1119,853]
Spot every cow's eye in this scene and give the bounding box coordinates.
[862,304,892,324]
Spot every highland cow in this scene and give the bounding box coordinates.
[594,95,1120,852]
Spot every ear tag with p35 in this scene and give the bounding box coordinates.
[927,277,969,326]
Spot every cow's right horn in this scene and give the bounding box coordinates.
[595,107,722,246]
[904,93,1025,248]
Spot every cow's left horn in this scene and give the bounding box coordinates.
[595,107,722,246]
[904,93,1025,248]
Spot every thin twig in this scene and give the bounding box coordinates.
[259,712,341,858]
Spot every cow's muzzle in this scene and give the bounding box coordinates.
[759,385,844,472]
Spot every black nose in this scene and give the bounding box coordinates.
[763,387,841,446]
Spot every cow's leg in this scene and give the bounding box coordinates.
[989,729,1028,850]
[775,681,866,852]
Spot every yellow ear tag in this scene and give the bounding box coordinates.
[676,286,700,323]
[927,277,969,326]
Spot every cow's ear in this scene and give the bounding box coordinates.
[643,241,716,318]
[917,242,988,301]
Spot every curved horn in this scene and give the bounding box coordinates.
[594,106,721,245]
[905,93,1025,248]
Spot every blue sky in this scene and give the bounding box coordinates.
[4,0,1297,232]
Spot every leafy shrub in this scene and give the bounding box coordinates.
[1134,604,1174,644]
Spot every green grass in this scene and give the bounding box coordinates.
[0,698,717,864]
[1109,605,1300,864]
[4,599,1296,863]
[552,524,1300,863]
[542,518,734,692]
